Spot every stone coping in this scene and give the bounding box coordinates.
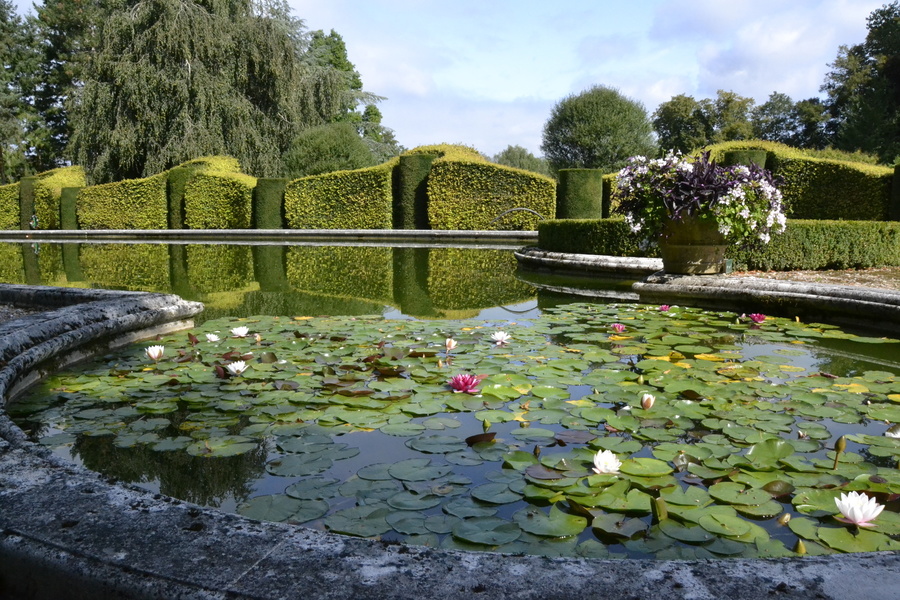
[1,278,899,598]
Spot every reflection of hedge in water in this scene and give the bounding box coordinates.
[286,246,393,303]
[428,248,535,310]
[186,245,253,293]
[71,429,265,507]
[0,183,18,230]
[36,243,65,285]
[0,243,24,283]
[79,244,170,291]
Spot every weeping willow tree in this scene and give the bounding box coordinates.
[68,0,350,183]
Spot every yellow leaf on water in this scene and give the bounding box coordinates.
[888,394,900,403]
[609,335,632,341]
[293,316,313,320]
[694,353,726,362]
[566,399,595,407]
[565,348,583,353]
[833,383,869,393]
[779,365,806,372]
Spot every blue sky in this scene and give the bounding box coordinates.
[14,0,885,157]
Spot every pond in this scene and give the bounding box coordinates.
[4,240,900,559]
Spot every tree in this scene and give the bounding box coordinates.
[541,85,656,174]
[68,0,352,183]
[652,94,711,153]
[751,92,796,144]
[358,104,403,163]
[492,145,551,177]
[0,0,33,182]
[821,1,900,162]
[282,121,375,178]
[707,90,754,142]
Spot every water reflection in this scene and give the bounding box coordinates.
[0,242,540,321]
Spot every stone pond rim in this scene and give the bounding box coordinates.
[0,277,899,599]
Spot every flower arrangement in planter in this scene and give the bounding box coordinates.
[612,150,786,273]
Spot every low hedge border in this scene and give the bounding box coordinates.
[538,218,900,271]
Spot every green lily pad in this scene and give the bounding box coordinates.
[324,504,393,537]
[451,517,521,546]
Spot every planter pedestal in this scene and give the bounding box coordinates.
[659,216,727,275]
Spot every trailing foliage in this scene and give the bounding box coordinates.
[285,246,394,302]
[705,141,893,220]
[69,0,349,183]
[31,165,86,229]
[0,182,18,229]
[537,218,900,270]
[284,161,396,229]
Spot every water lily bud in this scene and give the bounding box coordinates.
[641,393,655,410]
[793,539,807,555]
[533,445,541,458]
[482,419,491,432]
[651,497,668,523]
[835,436,847,454]
[637,375,645,385]
[777,513,791,526]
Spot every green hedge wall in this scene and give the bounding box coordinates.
[705,140,893,220]
[77,173,169,230]
[284,162,396,229]
[556,169,605,219]
[0,243,24,283]
[32,166,86,230]
[427,248,536,309]
[79,244,171,290]
[285,246,394,302]
[537,218,900,270]
[395,153,437,229]
[184,171,256,229]
[185,245,253,293]
[427,160,555,230]
[0,183,18,230]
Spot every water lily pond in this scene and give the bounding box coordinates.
[12,302,900,559]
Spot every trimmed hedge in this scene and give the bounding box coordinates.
[29,166,86,230]
[705,141,894,220]
[0,183,18,230]
[427,160,555,230]
[556,169,605,219]
[427,248,536,309]
[285,246,394,302]
[77,172,169,230]
[395,153,437,229]
[537,218,900,270]
[284,161,396,229]
[79,244,171,291]
[185,245,253,293]
[184,171,257,229]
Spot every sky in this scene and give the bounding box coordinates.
[13,0,887,158]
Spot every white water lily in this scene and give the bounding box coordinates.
[231,326,249,337]
[145,345,164,362]
[834,491,884,528]
[205,333,221,343]
[226,361,248,376]
[445,338,458,351]
[592,449,621,474]
[490,331,511,346]
[641,393,655,410]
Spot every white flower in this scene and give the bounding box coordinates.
[226,361,248,376]
[231,326,249,337]
[445,338,458,351]
[834,491,884,527]
[490,331,512,346]
[145,345,165,362]
[205,333,221,342]
[641,393,655,410]
[592,449,621,474]
[885,424,900,438]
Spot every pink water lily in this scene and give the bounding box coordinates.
[834,491,884,528]
[449,374,484,394]
[659,305,670,312]
[611,323,626,333]
[748,313,766,324]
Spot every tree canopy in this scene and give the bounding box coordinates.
[492,145,551,177]
[541,85,656,173]
[282,121,376,178]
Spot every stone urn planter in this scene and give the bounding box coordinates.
[659,215,727,275]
